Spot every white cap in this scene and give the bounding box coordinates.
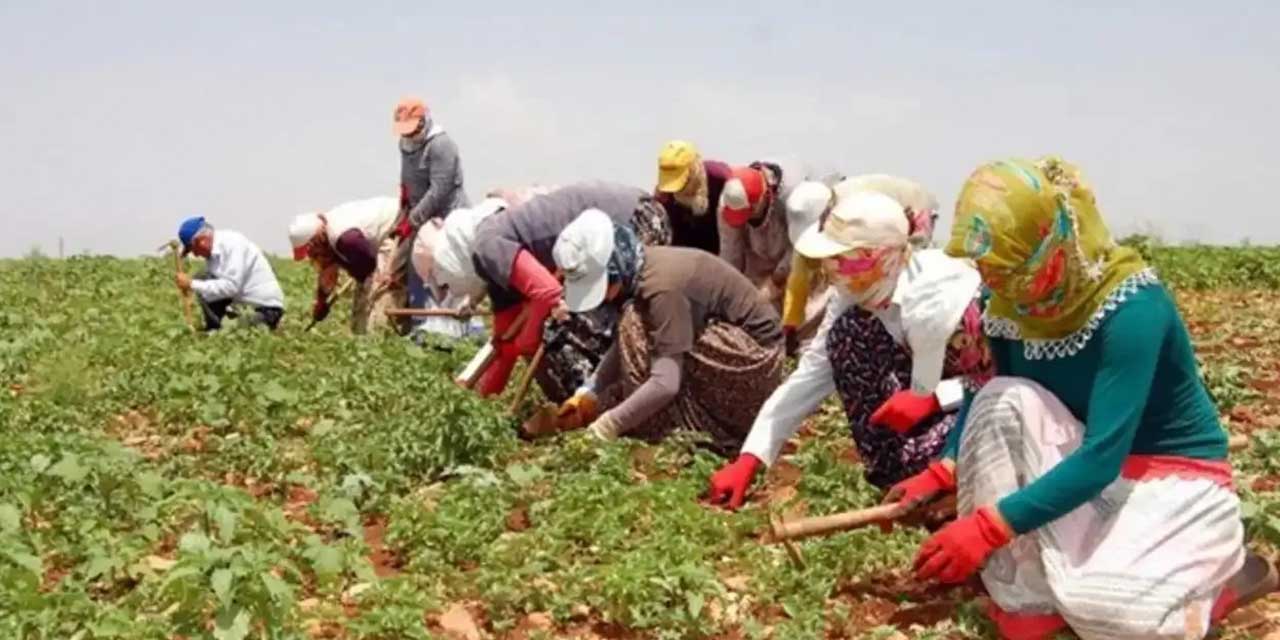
[288,213,323,260]
[794,191,908,259]
[784,181,834,247]
[553,208,615,312]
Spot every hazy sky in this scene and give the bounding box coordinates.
[2,1,1277,257]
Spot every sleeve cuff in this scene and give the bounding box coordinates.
[935,378,965,412]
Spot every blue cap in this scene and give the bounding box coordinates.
[177,216,206,252]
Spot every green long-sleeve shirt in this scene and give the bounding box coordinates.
[943,283,1226,534]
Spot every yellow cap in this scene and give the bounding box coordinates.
[656,140,700,193]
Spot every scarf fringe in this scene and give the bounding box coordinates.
[983,268,1160,360]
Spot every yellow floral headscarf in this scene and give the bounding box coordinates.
[944,157,1147,340]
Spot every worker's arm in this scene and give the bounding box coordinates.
[190,243,243,302]
[780,253,813,330]
[717,218,747,274]
[741,294,846,464]
[582,341,623,396]
[506,249,562,354]
[408,135,463,228]
[603,355,683,433]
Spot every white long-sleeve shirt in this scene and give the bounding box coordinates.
[190,230,286,309]
[740,250,973,466]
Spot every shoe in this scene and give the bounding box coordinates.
[1211,551,1278,624]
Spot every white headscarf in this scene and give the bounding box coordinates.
[896,250,982,394]
[411,218,446,296]
[432,197,507,302]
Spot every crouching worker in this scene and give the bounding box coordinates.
[432,182,670,401]
[552,210,784,455]
[897,157,1269,640]
[288,196,400,334]
[707,187,992,508]
[174,216,285,332]
[779,174,941,353]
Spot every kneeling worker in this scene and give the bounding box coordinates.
[174,216,285,332]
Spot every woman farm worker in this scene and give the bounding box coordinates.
[717,158,840,352]
[428,182,670,399]
[896,157,1268,640]
[708,186,993,508]
[550,210,785,454]
[778,174,941,352]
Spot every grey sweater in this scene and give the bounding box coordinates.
[401,122,470,227]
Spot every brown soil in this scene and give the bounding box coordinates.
[362,515,401,578]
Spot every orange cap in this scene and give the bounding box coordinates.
[719,166,767,227]
[393,97,428,136]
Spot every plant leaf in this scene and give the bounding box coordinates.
[261,571,293,603]
[211,505,238,544]
[6,549,42,575]
[0,503,21,533]
[686,592,704,619]
[212,607,251,640]
[307,544,344,578]
[30,454,52,474]
[49,454,88,484]
[211,568,234,606]
[178,532,211,556]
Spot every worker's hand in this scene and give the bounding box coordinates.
[393,216,414,241]
[914,506,1013,584]
[550,300,571,323]
[587,412,622,441]
[312,298,332,323]
[174,272,193,293]
[783,326,800,357]
[555,392,598,431]
[870,390,941,435]
[706,453,762,510]
[371,272,395,294]
[879,460,956,533]
[882,461,955,508]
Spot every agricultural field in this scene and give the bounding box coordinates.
[4,245,1280,640]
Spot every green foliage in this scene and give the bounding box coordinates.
[1134,243,1280,289]
[5,252,1277,639]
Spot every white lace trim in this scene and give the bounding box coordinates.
[983,268,1160,360]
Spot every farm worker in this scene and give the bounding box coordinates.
[174,217,285,332]
[652,140,731,255]
[897,157,1267,639]
[393,96,470,336]
[716,157,842,351]
[288,196,399,334]
[778,174,941,353]
[430,182,671,401]
[411,184,558,307]
[552,211,785,455]
[707,182,990,509]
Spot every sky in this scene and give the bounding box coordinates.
[1,1,1277,257]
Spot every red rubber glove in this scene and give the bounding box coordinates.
[394,216,414,241]
[312,297,332,322]
[883,461,956,508]
[914,506,1013,584]
[870,390,941,435]
[707,454,762,510]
